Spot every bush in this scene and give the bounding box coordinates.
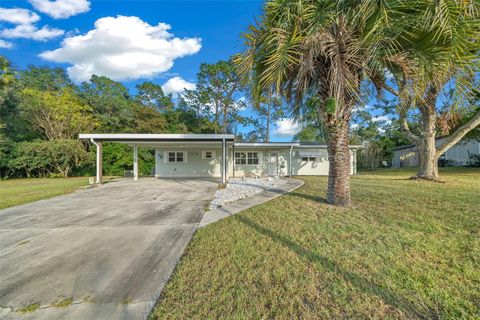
[0,138,14,178]
[102,143,154,176]
[8,140,91,178]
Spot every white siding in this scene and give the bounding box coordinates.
[393,147,419,168]
[155,147,222,177]
[393,139,480,167]
[228,150,292,178]
[289,149,356,175]
[444,139,479,165]
[156,146,358,178]
[291,149,329,175]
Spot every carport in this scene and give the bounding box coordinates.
[78,134,235,184]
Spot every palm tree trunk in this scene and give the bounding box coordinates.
[414,88,440,181]
[416,134,439,180]
[326,123,351,206]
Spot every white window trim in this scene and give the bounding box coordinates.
[235,151,260,166]
[164,151,187,163]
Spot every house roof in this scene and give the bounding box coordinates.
[234,142,300,148]
[391,143,416,151]
[79,134,363,148]
[79,133,235,142]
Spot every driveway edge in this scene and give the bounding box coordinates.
[198,178,305,228]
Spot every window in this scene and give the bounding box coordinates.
[202,150,216,160]
[247,152,259,165]
[301,157,316,162]
[176,152,184,163]
[235,152,259,165]
[235,152,246,165]
[168,151,185,163]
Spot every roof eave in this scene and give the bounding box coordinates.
[79,133,235,142]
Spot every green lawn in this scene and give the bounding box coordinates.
[151,168,480,319]
[0,177,113,210]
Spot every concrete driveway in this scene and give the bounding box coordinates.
[0,178,218,320]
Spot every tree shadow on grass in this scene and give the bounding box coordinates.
[287,191,328,204]
[236,215,436,319]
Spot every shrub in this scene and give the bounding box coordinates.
[8,140,91,178]
[102,143,155,176]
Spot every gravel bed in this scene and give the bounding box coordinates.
[209,177,287,210]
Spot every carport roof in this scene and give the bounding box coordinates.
[79,133,235,142]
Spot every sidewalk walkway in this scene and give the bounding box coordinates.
[199,178,304,228]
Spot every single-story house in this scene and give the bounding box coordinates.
[79,134,361,184]
[392,138,480,168]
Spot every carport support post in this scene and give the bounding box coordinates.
[289,145,293,177]
[222,139,227,184]
[133,145,139,181]
[91,138,103,184]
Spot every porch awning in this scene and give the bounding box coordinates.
[298,150,323,157]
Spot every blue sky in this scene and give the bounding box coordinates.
[0,0,392,142]
[1,1,262,81]
[1,0,303,141]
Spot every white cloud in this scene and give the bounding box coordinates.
[350,123,360,130]
[384,68,394,81]
[162,76,196,94]
[233,96,248,111]
[0,40,13,49]
[29,0,90,19]
[0,8,40,25]
[0,7,64,41]
[274,119,300,137]
[353,104,374,112]
[371,115,392,124]
[40,16,202,83]
[0,23,64,41]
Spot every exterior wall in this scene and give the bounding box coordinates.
[443,139,479,166]
[291,149,329,175]
[155,147,222,177]
[290,149,356,176]
[392,139,480,168]
[228,149,291,178]
[156,146,359,178]
[392,147,420,168]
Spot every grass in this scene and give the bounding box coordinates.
[0,176,114,210]
[51,297,73,308]
[17,302,40,313]
[151,167,480,319]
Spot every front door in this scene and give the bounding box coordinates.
[268,152,279,176]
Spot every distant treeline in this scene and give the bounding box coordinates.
[0,60,221,178]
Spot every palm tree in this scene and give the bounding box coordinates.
[236,1,394,206]
[374,1,480,181]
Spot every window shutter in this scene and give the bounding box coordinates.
[183,151,188,163]
[211,150,216,159]
[201,151,206,159]
[164,151,168,164]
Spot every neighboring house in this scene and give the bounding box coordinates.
[392,138,480,168]
[79,134,361,184]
